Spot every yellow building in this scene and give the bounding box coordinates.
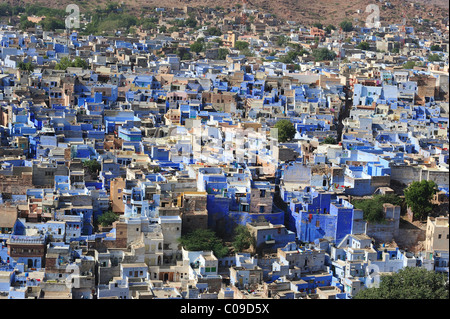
[222,31,236,48]
[425,216,449,252]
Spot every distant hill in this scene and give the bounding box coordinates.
[3,0,449,26]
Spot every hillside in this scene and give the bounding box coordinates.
[2,0,449,26]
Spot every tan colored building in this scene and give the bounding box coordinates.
[316,286,343,299]
[177,192,208,235]
[222,31,236,48]
[164,108,181,126]
[425,216,449,252]
[0,205,17,234]
[110,178,125,214]
[249,186,273,214]
[27,16,45,23]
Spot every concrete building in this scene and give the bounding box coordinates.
[425,216,449,252]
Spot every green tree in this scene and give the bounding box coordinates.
[274,119,296,143]
[339,20,353,32]
[232,225,255,252]
[354,267,449,299]
[208,27,222,36]
[141,19,157,31]
[0,3,14,16]
[72,57,89,69]
[212,38,223,46]
[217,48,229,60]
[240,48,254,57]
[313,23,323,29]
[55,57,73,70]
[152,166,162,173]
[18,61,34,72]
[180,51,191,60]
[39,17,65,31]
[357,41,370,51]
[83,159,101,176]
[19,15,36,30]
[168,26,179,33]
[428,54,441,62]
[279,47,309,64]
[325,24,336,34]
[185,17,197,28]
[190,41,204,54]
[97,210,119,227]
[404,180,438,220]
[105,2,119,13]
[430,45,442,51]
[403,61,417,69]
[391,47,400,54]
[277,35,288,47]
[234,41,249,51]
[25,4,65,18]
[311,48,336,61]
[179,229,229,258]
[20,20,36,30]
[353,194,403,223]
[321,136,337,145]
[55,57,90,70]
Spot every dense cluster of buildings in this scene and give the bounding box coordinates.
[0,5,448,299]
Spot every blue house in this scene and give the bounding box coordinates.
[132,75,161,90]
[285,188,356,244]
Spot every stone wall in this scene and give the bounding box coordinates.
[394,228,426,252]
[366,221,398,243]
[371,175,391,188]
[98,266,120,285]
[0,173,33,194]
[390,165,449,188]
[196,276,222,293]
